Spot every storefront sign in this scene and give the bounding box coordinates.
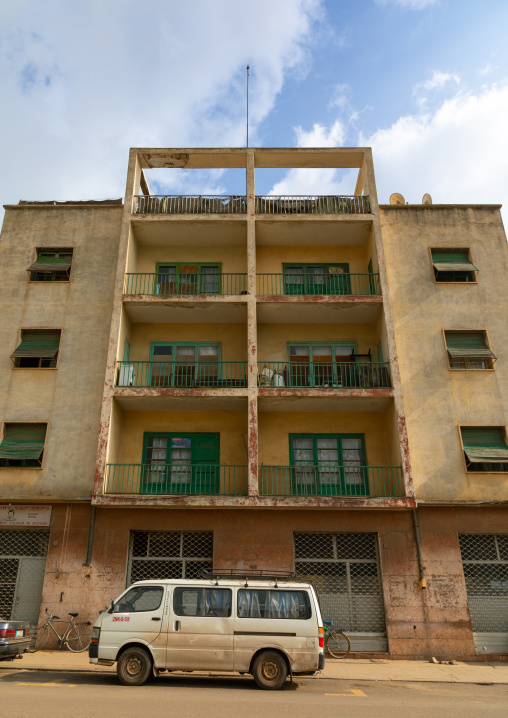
[0,505,52,527]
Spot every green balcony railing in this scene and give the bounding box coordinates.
[104,464,248,496]
[124,273,248,296]
[116,361,248,388]
[258,361,391,389]
[259,465,404,497]
[255,195,371,214]
[256,273,381,296]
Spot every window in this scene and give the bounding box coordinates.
[283,263,351,295]
[142,433,220,495]
[289,434,366,496]
[287,343,357,387]
[237,589,311,619]
[10,330,61,368]
[114,585,163,613]
[156,263,221,295]
[28,249,73,282]
[173,587,232,617]
[0,423,47,468]
[445,331,495,370]
[460,427,508,472]
[431,249,477,283]
[150,342,221,387]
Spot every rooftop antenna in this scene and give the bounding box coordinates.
[246,65,250,148]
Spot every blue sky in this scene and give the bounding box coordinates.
[1,0,508,216]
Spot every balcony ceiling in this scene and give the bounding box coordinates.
[256,299,382,324]
[123,298,248,324]
[255,217,372,246]
[258,394,392,412]
[114,393,248,412]
[131,218,247,246]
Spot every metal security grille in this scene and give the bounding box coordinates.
[126,531,213,585]
[0,530,50,627]
[294,532,387,652]
[459,534,508,654]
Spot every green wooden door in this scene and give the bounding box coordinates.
[142,433,220,495]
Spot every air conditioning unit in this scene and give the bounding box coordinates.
[119,364,135,386]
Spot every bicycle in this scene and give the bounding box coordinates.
[31,609,92,653]
[323,620,351,659]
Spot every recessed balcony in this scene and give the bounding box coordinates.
[257,361,391,389]
[124,272,248,296]
[256,272,381,296]
[115,360,248,389]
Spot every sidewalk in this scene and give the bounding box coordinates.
[1,651,507,684]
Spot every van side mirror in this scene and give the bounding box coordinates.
[108,601,114,614]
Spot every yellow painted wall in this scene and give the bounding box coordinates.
[128,323,247,361]
[113,410,248,466]
[134,245,247,275]
[257,323,382,362]
[256,245,371,275]
[381,205,508,500]
[0,206,122,499]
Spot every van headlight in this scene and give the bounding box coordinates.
[91,627,101,644]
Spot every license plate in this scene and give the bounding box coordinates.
[15,630,24,637]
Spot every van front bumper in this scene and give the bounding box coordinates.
[318,653,325,670]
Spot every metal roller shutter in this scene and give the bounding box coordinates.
[126,531,213,585]
[294,532,387,652]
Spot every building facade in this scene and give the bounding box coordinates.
[0,148,506,658]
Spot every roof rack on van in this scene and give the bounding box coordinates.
[201,568,301,587]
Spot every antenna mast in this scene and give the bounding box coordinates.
[246,65,250,148]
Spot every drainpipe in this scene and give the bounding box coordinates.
[84,506,96,566]
[412,509,427,590]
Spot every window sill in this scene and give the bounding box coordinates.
[448,367,495,372]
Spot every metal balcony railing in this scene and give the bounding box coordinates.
[116,361,248,388]
[258,361,391,389]
[124,273,248,296]
[259,465,404,497]
[132,194,371,216]
[256,273,381,296]
[255,195,371,215]
[133,195,247,215]
[104,464,248,496]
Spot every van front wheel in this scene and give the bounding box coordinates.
[253,651,288,690]
[117,647,152,686]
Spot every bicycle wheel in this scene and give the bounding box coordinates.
[326,630,351,659]
[65,624,91,652]
[32,624,50,652]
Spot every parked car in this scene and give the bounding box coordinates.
[90,574,325,688]
[0,620,31,660]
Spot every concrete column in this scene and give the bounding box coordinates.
[246,150,258,495]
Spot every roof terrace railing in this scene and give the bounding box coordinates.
[132,194,371,215]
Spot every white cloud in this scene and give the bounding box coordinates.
[361,82,508,214]
[329,83,350,110]
[414,71,460,94]
[375,0,439,9]
[0,0,322,209]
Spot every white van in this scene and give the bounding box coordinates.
[89,575,325,689]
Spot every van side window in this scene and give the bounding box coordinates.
[173,587,232,617]
[115,586,163,612]
[237,589,311,619]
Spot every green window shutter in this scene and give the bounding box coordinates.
[11,331,61,359]
[192,434,220,464]
[431,250,477,272]
[461,427,508,463]
[0,424,46,460]
[445,332,495,359]
[28,256,72,273]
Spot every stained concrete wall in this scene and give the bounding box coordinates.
[36,504,506,659]
[380,206,508,500]
[0,206,122,499]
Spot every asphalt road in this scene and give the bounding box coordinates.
[1,669,507,717]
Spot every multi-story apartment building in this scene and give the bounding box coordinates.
[0,147,506,659]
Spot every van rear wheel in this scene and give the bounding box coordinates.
[117,647,152,686]
[253,651,288,690]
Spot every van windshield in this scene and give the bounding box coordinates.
[237,589,311,619]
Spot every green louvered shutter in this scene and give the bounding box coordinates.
[431,250,477,272]
[11,331,61,359]
[0,424,47,460]
[445,332,495,359]
[461,427,508,463]
[28,255,72,273]
[192,434,220,494]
